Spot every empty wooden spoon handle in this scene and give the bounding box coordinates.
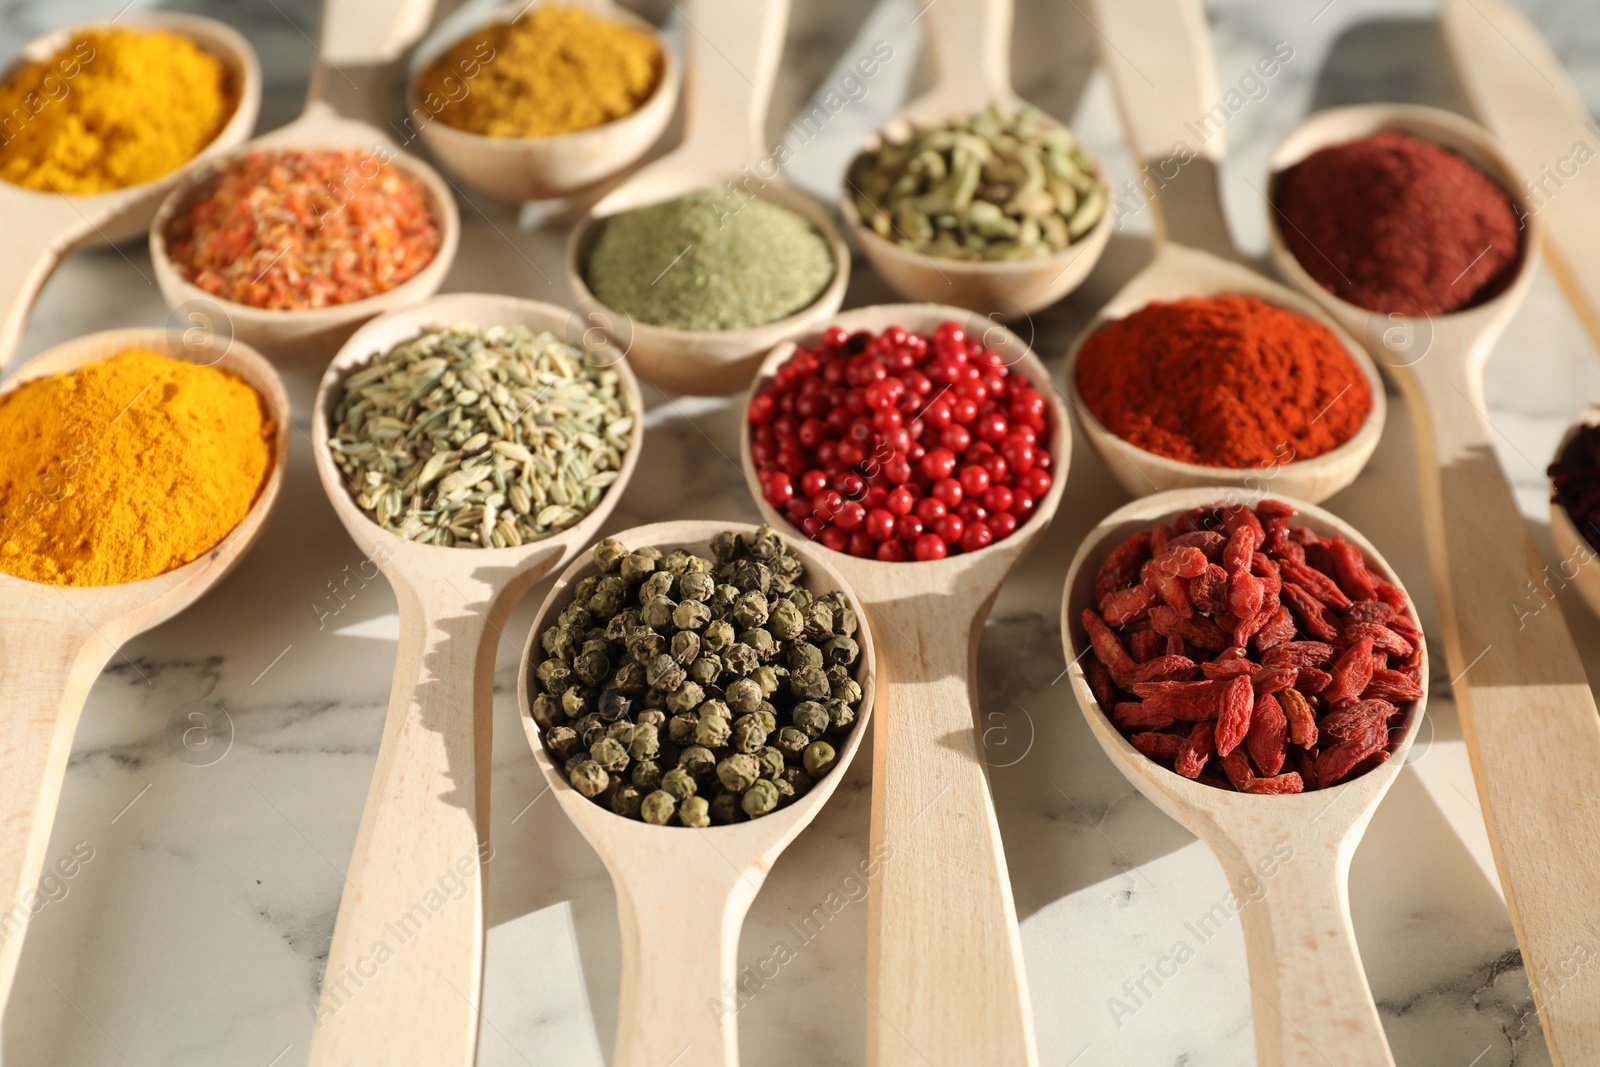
[0,614,102,1002]
[863,597,1035,1067]
[609,851,759,1067]
[1090,0,1234,259]
[304,0,439,129]
[908,0,1012,118]
[1398,351,1600,1062]
[308,570,524,1067]
[676,0,789,174]
[1442,0,1600,354]
[1211,832,1393,1067]
[0,198,97,370]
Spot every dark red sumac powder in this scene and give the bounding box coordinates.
[1074,293,1373,469]
[1273,129,1522,316]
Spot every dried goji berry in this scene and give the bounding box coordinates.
[1083,608,1138,689]
[1130,731,1185,760]
[1128,629,1163,664]
[1214,675,1253,756]
[1095,530,1151,601]
[1277,688,1318,748]
[1342,620,1412,657]
[1220,749,1256,790]
[1243,772,1304,794]
[1189,564,1231,616]
[1324,638,1376,704]
[1362,668,1424,703]
[1262,641,1335,670]
[1102,583,1159,626]
[1114,701,1176,730]
[1279,557,1353,609]
[1246,693,1288,775]
[1326,535,1378,602]
[1085,657,1115,711]
[1283,582,1340,640]
[1129,654,1199,685]
[1175,722,1215,778]
[1252,604,1296,651]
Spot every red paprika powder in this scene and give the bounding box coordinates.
[1074,293,1372,469]
[1272,129,1521,316]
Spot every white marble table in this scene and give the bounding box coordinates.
[2,0,1597,1063]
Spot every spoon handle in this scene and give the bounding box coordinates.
[0,616,99,1005]
[907,0,1013,119]
[0,196,96,369]
[307,574,509,1067]
[1401,355,1600,1064]
[1211,832,1394,1067]
[1090,0,1235,260]
[863,599,1036,1067]
[607,853,758,1067]
[304,0,438,127]
[676,0,789,173]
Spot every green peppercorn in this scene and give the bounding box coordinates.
[610,784,644,818]
[731,715,769,754]
[753,707,778,734]
[803,740,837,776]
[590,737,630,773]
[644,653,683,691]
[757,746,785,779]
[770,775,797,808]
[788,586,814,610]
[679,795,711,828]
[610,661,648,694]
[768,600,804,641]
[822,635,859,667]
[529,693,564,730]
[742,779,780,817]
[636,707,666,729]
[667,712,698,746]
[631,759,664,791]
[672,599,711,631]
[702,619,736,653]
[642,687,668,711]
[661,766,698,800]
[680,571,714,602]
[670,631,701,666]
[732,591,769,628]
[709,791,740,824]
[781,766,813,796]
[791,701,827,737]
[695,712,732,748]
[627,628,666,665]
[594,537,628,573]
[787,642,823,672]
[734,561,772,596]
[741,629,778,663]
[723,644,758,677]
[832,675,863,705]
[561,686,595,719]
[605,607,640,643]
[641,790,675,825]
[535,658,574,695]
[775,727,809,756]
[575,714,607,748]
[824,698,855,732]
[751,664,784,698]
[803,601,833,639]
[725,677,762,714]
[606,720,636,746]
[711,584,740,611]
[640,596,676,630]
[750,525,783,559]
[710,530,743,562]
[628,723,660,760]
[717,754,761,792]
[546,725,582,759]
[789,666,830,701]
[621,549,658,583]
[689,655,721,686]
[570,760,609,797]
[641,570,675,602]
[679,744,717,780]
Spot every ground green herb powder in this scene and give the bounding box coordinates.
[584,189,835,332]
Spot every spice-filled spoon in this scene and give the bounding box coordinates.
[565,0,850,397]
[0,14,261,369]
[1547,407,1600,622]
[519,521,876,1067]
[1063,488,1427,1067]
[838,0,1112,315]
[149,0,460,366]
[1075,0,1383,505]
[0,327,288,1006]
[1265,104,1600,1062]
[741,306,1069,1066]
[308,293,643,1067]
[411,0,681,203]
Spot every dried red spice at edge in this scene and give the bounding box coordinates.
[1079,500,1423,793]
[1273,128,1522,317]
[1073,293,1373,469]
[1550,423,1600,554]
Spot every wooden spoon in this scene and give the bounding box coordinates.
[838,0,1113,315]
[148,0,461,367]
[1062,487,1427,1067]
[565,0,851,398]
[1548,405,1600,621]
[0,13,261,369]
[740,305,1069,1067]
[0,327,288,1006]
[517,520,877,1067]
[307,293,644,1067]
[1441,0,1600,354]
[1265,103,1600,1063]
[411,0,682,203]
[1080,0,1384,505]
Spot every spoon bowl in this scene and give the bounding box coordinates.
[563,0,849,398]
[740,303,1067,1066]
[411,0,681,203]
[1548,405,1600,620]
[150,130,460,369]
[836,0,1111,315]
[1062,487,1425,1067]
[1061,243,1386,504]
[307,293,643,1067]
[0,13,261,367]
[0,327,287,1008]
[518,520,875,1067]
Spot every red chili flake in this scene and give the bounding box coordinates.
[1080,499,1423,793]
[166,148,440,310]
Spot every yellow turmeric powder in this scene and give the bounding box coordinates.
[419,5,663,139]
[0,349,274,587]
[0,28,236,195]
